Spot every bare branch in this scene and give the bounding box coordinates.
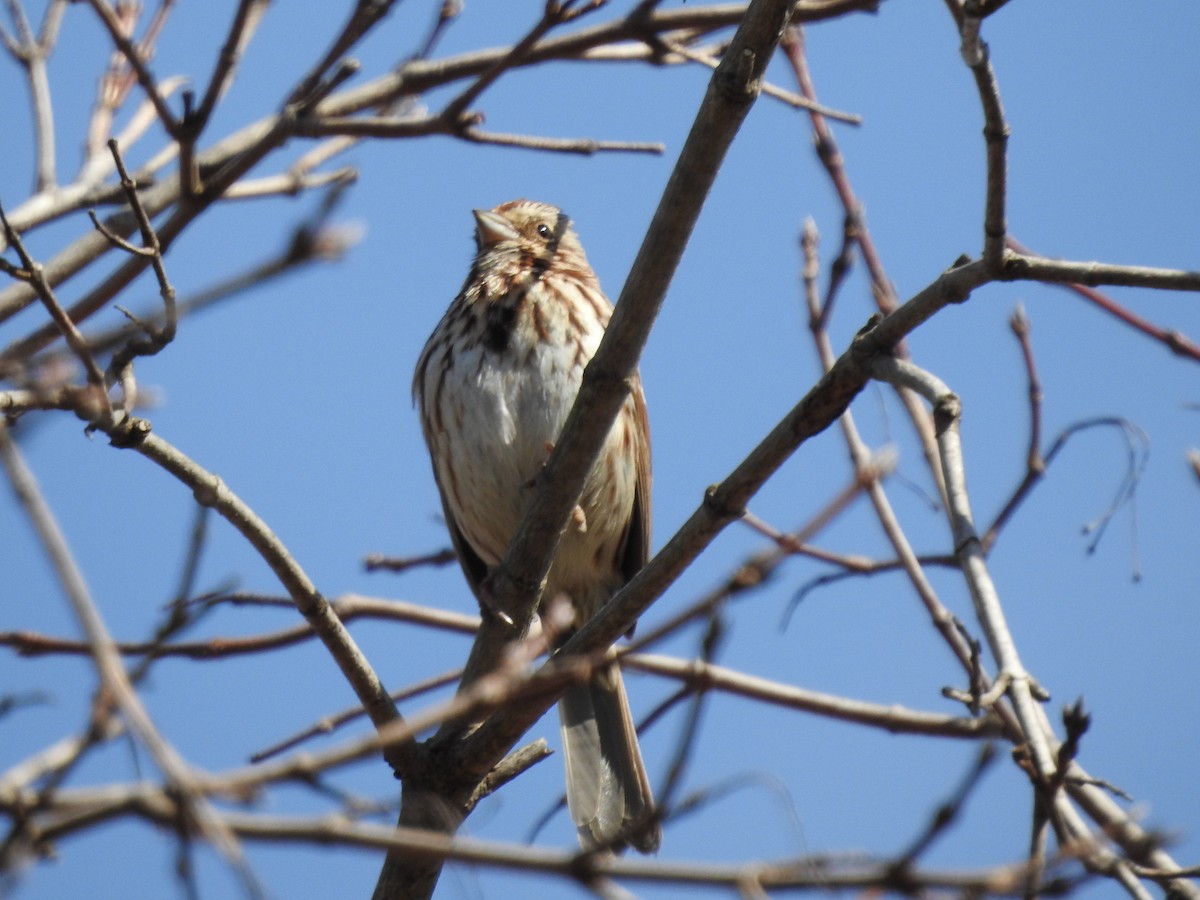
[871,355,1057,780]
[782,25,950,511]
[13,788,1087,896]
[102,139,178,399]
[293,111,665,156]
[626,655,1003,739]
[83,0,181,141]
[364,548,457,574]
[892,744,998,867]
[1002,246,1200,293]
[1008,237,1200,362]
[3,2,1197,897]
[0,202,111,413]
[457,126,664,155]
[2,0,68,190]
[0,424,262,896]
[954,0,1010,265]
[656,32,861,122]
[191,0,269,130]
[251,668,467,764]
[96,424,406,750]
[441,1,603,124]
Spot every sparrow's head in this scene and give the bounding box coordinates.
[472,199,590,276]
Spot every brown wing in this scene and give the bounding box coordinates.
[619,373,652,586]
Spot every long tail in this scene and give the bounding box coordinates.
[558,662,660,853]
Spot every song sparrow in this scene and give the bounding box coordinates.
[413,200,660,853]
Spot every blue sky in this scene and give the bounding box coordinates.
[2,2,1198,898]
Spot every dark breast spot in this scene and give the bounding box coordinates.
[484,273,535,353]
[484,302,517,352]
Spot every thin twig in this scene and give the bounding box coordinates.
[892,744,998,867]
[102,139,177,401]
[983,417,1149,562]
[284,0,401,109]
[800,221,990,709]
[364,548,458,573]
[656,33,861,122]
[441,1,604,124]
[980,303,1043,552]
[83,0,181,140]
[1,0,68,190]
[69,185,359,361]
[191,0,268,131]
[870,356,1059,781]
[781,25,950,511]
[250,668,466,763]
[295,112,665,156]
[627,654,1002,739]
[99,424,406,751]
[1007,237,1200,363]
[955,0,1010,266]
[0,424,264,897]
[0,202,112,417]
[459,126,664,155]
[414,0,462,61]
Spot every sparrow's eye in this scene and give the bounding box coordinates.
[536,223,553,240]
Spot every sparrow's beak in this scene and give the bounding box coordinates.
[473,209,519,249]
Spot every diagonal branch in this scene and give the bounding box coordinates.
[191,0,269,130]
[0,425,263,897]
[51,410,410,767]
